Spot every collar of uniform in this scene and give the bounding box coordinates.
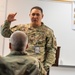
[7,51,28,56]
[29,22,44,29]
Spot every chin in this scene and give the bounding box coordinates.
[32,23,37,25]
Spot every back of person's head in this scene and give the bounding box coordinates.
[9,31,28,51]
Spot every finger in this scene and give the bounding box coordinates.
[13,19,16,21]
[14,13,17,16]
[11,13,17,17]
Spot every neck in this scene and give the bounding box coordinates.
[31,23,42,27]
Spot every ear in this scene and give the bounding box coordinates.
[42,14,44,18]
[9,43,11,49]
[29,14,30,17]
[26,44,28,49]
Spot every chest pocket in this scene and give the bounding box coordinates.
[27,29,46,46]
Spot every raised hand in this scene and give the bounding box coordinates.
[7,13,17,22]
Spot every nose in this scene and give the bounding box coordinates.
[33,15,38,18]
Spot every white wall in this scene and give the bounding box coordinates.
[1,0,75,66]
[50,66,75,75]
[0,0,7,56]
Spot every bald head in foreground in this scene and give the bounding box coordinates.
[9,31,28,52]
[2,31,46,75]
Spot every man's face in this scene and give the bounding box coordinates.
[29,9,43,26]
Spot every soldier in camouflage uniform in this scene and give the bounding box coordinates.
[1,6,57,75]
[2,31,46,75]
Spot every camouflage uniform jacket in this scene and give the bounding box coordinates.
[1,20,57,71]
[3,51,46,75]
[0,56,14,75]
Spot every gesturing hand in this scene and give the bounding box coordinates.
[7,13,17,22]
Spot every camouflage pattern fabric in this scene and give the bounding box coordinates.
[1,20,57,71]
[0,56,14,75]
[3,51,46,75]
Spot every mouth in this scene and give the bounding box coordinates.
[33,19,37,22]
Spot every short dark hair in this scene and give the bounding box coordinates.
[30,6,43,13]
